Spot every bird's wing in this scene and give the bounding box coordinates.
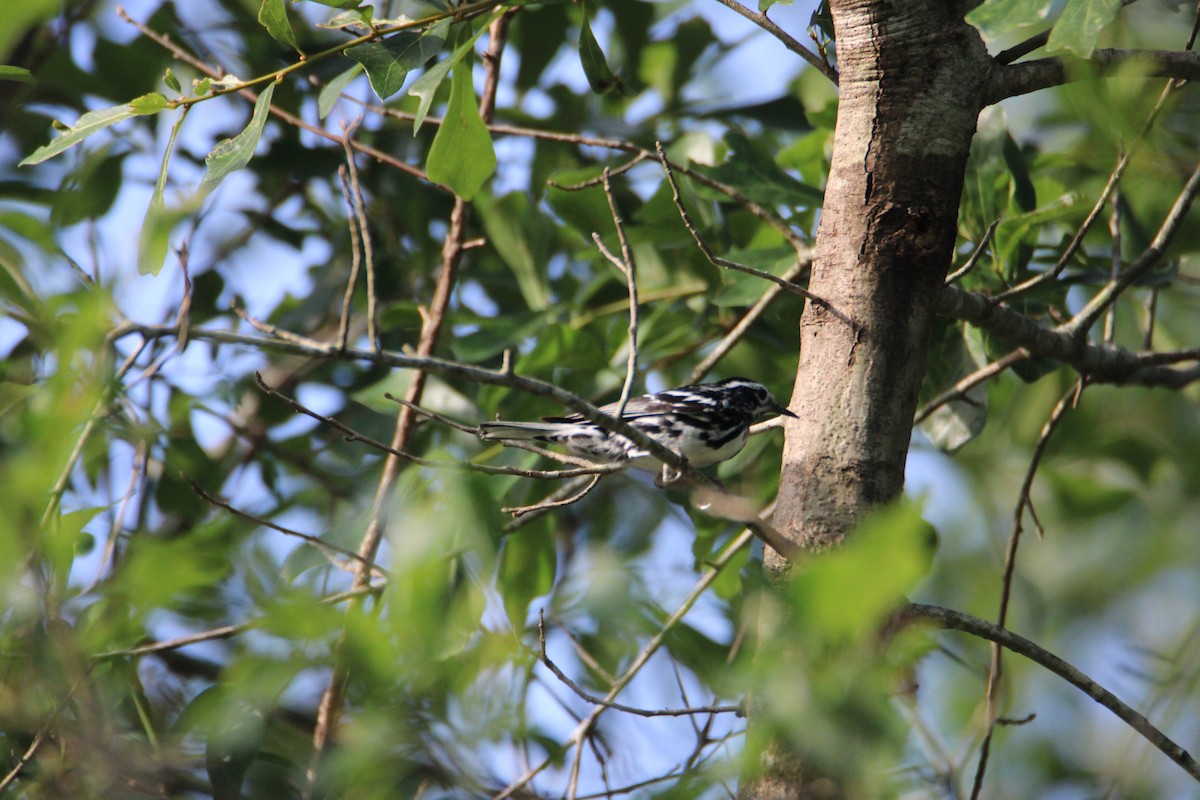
[542,391,714,423]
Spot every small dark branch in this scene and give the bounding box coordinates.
[338,118,377,350]
[904,603,1200,783]
[186,475,388,578]
[987,49,1200,104]
[690,259,810,382]
[255,374,618,480]
[994,30,1051,66]
[1063,157,1200,337]
[537,613,741,718]
[336,163,363,350]
[596,167,640,416]
[969,381,1081,798]
[914,349,1029,425]
[231,300,323,348]
[548,154,650,190]
[996,83,1174,303]
[945,218,1000,285]
[708,0,838,84]
[653,142,849,327]
[94,587,376,660]
[504,474,604,517]
[502,475,600,533]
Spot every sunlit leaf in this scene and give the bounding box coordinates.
[426,60,496,200]
[578,8,628,95]
[318,63,363,119]
[20,103,140,166]
[198,80,276,197]
[257,0,300,53]
[965,0,1053,39]
[1046,0,1123,57]
[346,23,448,100]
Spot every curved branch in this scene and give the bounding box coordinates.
[902,603,1200,784]
[987,48,1200,104]
[708,0,838,84]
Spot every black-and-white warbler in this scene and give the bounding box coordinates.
[478,378,796,473]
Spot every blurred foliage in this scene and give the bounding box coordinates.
[1,1,1200,799]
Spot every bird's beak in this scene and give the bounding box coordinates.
[775,403,798,419]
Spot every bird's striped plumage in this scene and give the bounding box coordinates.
[478,378,796,471]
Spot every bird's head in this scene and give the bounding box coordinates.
[715,378,798,422]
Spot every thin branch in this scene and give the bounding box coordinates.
[945,218,1000,285]
[653,142,849,327]
[537,614,741,718]
[94,587,377,660]
[994,82,1175,304]
[336,162,363,350]
[494,528,757,799]
[903,603,1200,784]
[1062,156,1200,337]
[968,381,1082,799]
[340,119,378,350]
[186,476,388,578]
[987,48,1200,104]
[503,474,604,517]
[707,0,838,84]
[913,349,1029,425]
[596,167,640,417]
[691,258,810,383]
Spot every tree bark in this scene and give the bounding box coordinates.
[742,2,992,798]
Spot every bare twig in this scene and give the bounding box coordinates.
[494,527,757,799]
[994,83,1174,304]
[336,163,363,350]
[1063,157,1200,337]
[186,475,388,578]
[653,142,847,327]
[504,474,604,516]
[596,167,640,416]
[690,258,810,383]
[945,218,1000,285]
[707,0,838,84]
[968,381,1082,800]
[903,603,1200,784]
[913,349,1030,425]
[339,119,378,350]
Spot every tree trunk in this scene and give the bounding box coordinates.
[742,2,992,798]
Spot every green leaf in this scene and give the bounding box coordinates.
[318,63,363,119]
[345,24,448,100]
[426,60,496,200]
[163,67,181,94]
[20,103,140,166]
[965,0,1053,40]
[1046,0,1122,57]
[198,80,276,197]
[258,0,300,53]
[578,8,628,95]
[787,499,935,644]
[0,65,34,84]
[693,131,824,209]
[130,92,169,115]
[140,110,196,276]
[477,192,553,310]
[499,524,557,629]
[408,19,488,135]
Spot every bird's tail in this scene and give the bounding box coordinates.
[478,420,570,441]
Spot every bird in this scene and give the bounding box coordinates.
[478,378,797,477]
